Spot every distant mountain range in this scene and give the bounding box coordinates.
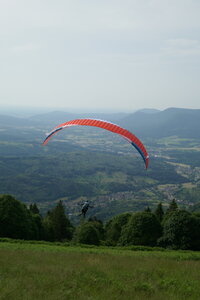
[119,107,200,138]
[29,111,129,126]
[0,114,38,127]
[1,107,200,139]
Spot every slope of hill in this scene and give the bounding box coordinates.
[0,114,37,127]
[1,241,200,300]
[119,107,200,138]
[30,111,129,127]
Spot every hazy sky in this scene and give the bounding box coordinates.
[0,0,200,112]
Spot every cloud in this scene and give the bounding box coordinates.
[0,1,199,36]
[0,1,200,110]
[162,38,200,57]
[10,43,40,54]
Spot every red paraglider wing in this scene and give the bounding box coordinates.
[43,119,149,168]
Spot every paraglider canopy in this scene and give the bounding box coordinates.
[43,118,149,168]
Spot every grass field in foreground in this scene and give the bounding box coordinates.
[0,241,200,300]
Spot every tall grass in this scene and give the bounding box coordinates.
[0,241,200,299]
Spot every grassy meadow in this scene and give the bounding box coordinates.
[1,240,200,300]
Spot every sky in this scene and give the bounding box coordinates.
[0,0,200,112]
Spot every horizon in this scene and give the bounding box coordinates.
[0,105,199,118]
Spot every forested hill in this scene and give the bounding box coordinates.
[0,114,38,127]
[118,108,200,138]
[1,107,200,139]
[30,107,200,139]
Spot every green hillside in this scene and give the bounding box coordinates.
[1,240,200,300]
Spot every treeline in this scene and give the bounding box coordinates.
[0,195,73,242]
[1,194,200,250]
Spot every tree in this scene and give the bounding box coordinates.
[119,212,162,246]
[154,202,164,223]
[144,206,151,212]
[29,203,40,215]
[44,201,73,241]
[42,213,55,241]
[158,210,200,250]
[88,217,105,241]
[30,213,44,240]
[105,213,131,245]
[163,199,178,223]
[167,199,178,214]
[29,203,44,240]
[74,222,100,245]
[0,194,33,239]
